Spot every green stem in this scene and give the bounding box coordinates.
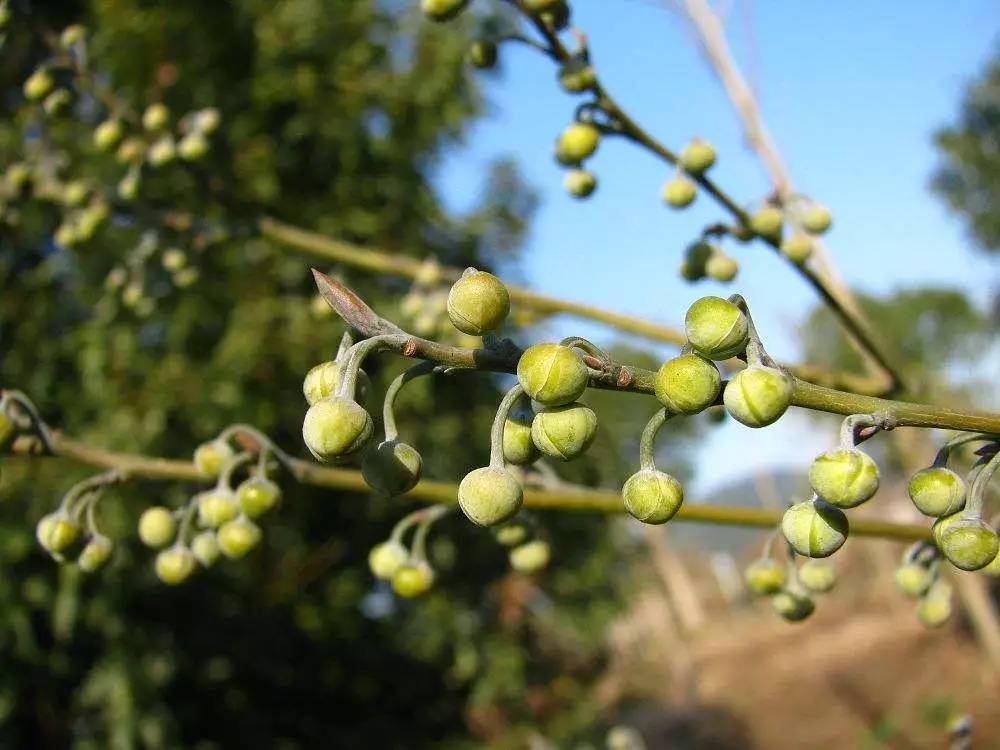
[383,362,437,442]
[968,450,1000,517]
[334,335,399,400]
[638,408,670,471]
[489,384,526,470]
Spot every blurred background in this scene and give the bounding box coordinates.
[1,0,999,747]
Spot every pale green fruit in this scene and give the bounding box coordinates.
[458,466,523,527]
[494,520,530,547]
[217,517,262,559]
[564,169,597,198]
[705,253,739,282]
[142,103,170,131]
[161,248,187,271]
[302,397,373,461]
[78,536,113,573]
[907,467,966,517]
[60,24,86,47]
[750,206,784,239]
[193,107,221,135]
[43,89,72,116]
[368,541,410,580]
[392,562,435,598]
[621,469,684,525]
[558,59,596,93]
[468,40,498,69]
[554,122,600,165]
[193,439,235,477]
[502,398,540,466]
[36,513,81,553]
[446,270,510,335]
[772,590,815,622]
[808,448,880,509]
[684,296,749,360]
[895,562,934,597]
[178,132,209,161]
[24,69,55,101]
[801,204,833,234]
[117,137,145,165]
[654,354,721,415]
[916,582,952,628]
[509,540,550,573]
[302,361,372,405]
[117,169,141,200]
[362,440,422,496]
[517,343,589,406]
[137,507,177,548]
[421,0,469,21]
[939,518,999,571]
[799,559,836,593]
[147,136,177,167]
[679,139,716,174]
[980,548,1000,578]
[197,490,240,528]
[781,500,849,558]
[744,558,786,595]
[62,180,89,207]
[155,546,196,585]
[531,403,598,461]
[662,176,697,208]
[780,233,813,264]
[236,476,281,518]
[723,365,793,428]
[683,242,713,278]
[191,531,221,567]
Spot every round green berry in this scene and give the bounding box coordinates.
[558,59,596,93]
[772,590,815,622]
[446,269,510,335]
[908,467,965,518]
[621,469,684,525]
[684,242,713,276]
[517,343,589,406]
[78,536,113,573]
[178,132,209,161]
[503,398,540,466]
[421,0,468,21]
[679,139,716,174]
[368,540,410,580]
[61,24,86,47]
[564,169,597,198]
[780,233,813,264]
[142,103,170,132]
[781,499,849,558]
[916,582,952,628]
[801,204,833,235]
[117,138,145,165]
[155,545,196,585]
[980,548,1000,578]
[236,476,281,518]
[723,365,793,428]
[494,520,530,547]
[193,439,235,477]
[35,513,81,554]
[197,489,239,528]
[808,448,879,509]
[939,518,999,571]
[217,517,262,559]
[458,466,523,527]
[662,176,697,208]
[362,439,423,496]
[138,507,177,548]
[194,107,221,135]
[555,122,600,165]
[24,69,55,101]
[191,531,220,567]
[468,40,498,69]
[799,559,836,593]
[302,361,373,406]
[117,170,140,200]
[750,206,784,239]
[302,397,373,461]
[530,403,597,461]
[654,354,721,415]
[705,253,739,282]
[147,136,177,167]
[684,296,749,360]
[894,562,933,597]
[392,562,435,598]
[509,540,550,573]
[744,558,786,595]
[43,89,72,116]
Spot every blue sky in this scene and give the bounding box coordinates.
[438,1,1000,495]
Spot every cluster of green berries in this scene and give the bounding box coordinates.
[744,555,836,622]
[367,508,450,598]
[495,519,552,574]
[893,545,955,629]
[661,139,717,210]
[679,241,739,284]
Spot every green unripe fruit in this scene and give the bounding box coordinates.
[679,139,716,174]
[808,448,880,509]
[468,40,497,69]
[780,233,813,264]
[197,489,240,528]
[193,439,235,477]
[750,206,784,239]
[558,59,596,93]
[684,242,713,275]
[162,248,187,271]
[679,261,703,282]
[801,204,833,235]
[684,296,749,360]
[24,69,55,101]
[916,582,952,628]
[799,559,836,593]
[6,163,31,192]
[555,123,600,165]
[939,518,999,571]
[494,520,530,547]
[117,170,141,200]
[302,397,374,461]
[458,466,523,527]
[654,354,720,415]
[723,365,793,428]
[509,540,550,573]
[503,398,540,466]
[531,403,597,461]
[362,440,423,496]
[217,517,262,559]
[178,132,209,161]
[236,476,281,518]
[446,270,510,335]
[392,562,435,598]
[606,726,645,750]
[0,411,16,451]
[368,540,410,580]
[772,590,815,622]
[142,103,170,132]
[193,107,221,135]
[744,558,786,595]
[705,253,739,282]
[61,24,86,47]
[117,138,145,165]
[155,546,195,585]
[894,562,934,597]
[932,511,962,548]
[907,467,966,517]
[78,536,113,572]
[781,499,849,558]
[302,361,371,406]
[138,507,177,548]
[421,0,468,21]
[621,469,684,525]
[0,5,10,30]
[36,513,82,553]
[980,548,1000,578]
[62,180,89,207]
[43,89,72,116]
[191,531,220,567]
[147,136,177,167]
[564,169,597,198]
[662,176,697,208]
[517,343,589,406]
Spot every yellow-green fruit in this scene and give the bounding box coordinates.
[155,546,196,585]
[555,122,600,165]
[801,204,833,235]
[705,253,739,282]
[808,448,880,509]
[894,562,934,597]
[558,60,596,94]
[662,176,697,208]
[458,466,523,527]
[723,365,793,428]
[302,361,373,405]
[162,248,187,271]
[43,89,72,116]
[744,558,786,595]
[780,234,813,264]
[939,518,999,571]
[468,40,497,69]
[362,440,422,496]
[446,270,510,335]
[564,169,597,198]
[621,469,684,525]
[191,531,220,567]
[421,0,469,21]
[197,490,240,528]
[142,103,170,131]
[679,139,716,174]
[654,354,720,415]
[907,467,965,517]
[750,206,784,239]
[117,138,145,165]
[684,242,713,278]
[916,582,952,628]
[62,180,89,207]
[193,107,221,135]
[368,540,410,580]
[781,499,849,558]
[117,170,140,200]
[0,411,16,451]
[138,507,177,548]
[980,549,1000,578]
[502,399,540,466]
[772,590,815,622]
[516,343,589,406]
[217,517,262,559]
[6,163,31,191]
[684,296,749,360]
[606,726,644,750]
[78,536,113,572]
[799,559,836,593]
[392,562,435,598]
[178,132,209,161]
[509,540,550,573]
[36,513,82,553]
[494,520,530,547]
[932,511,963,548]
[60,24,86,47]
[193,439,235,477]
[531,403,598,461]
[302,397,373,461]
[236,476,281,518]
[24,69,55,101]
[147,136,177,167]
